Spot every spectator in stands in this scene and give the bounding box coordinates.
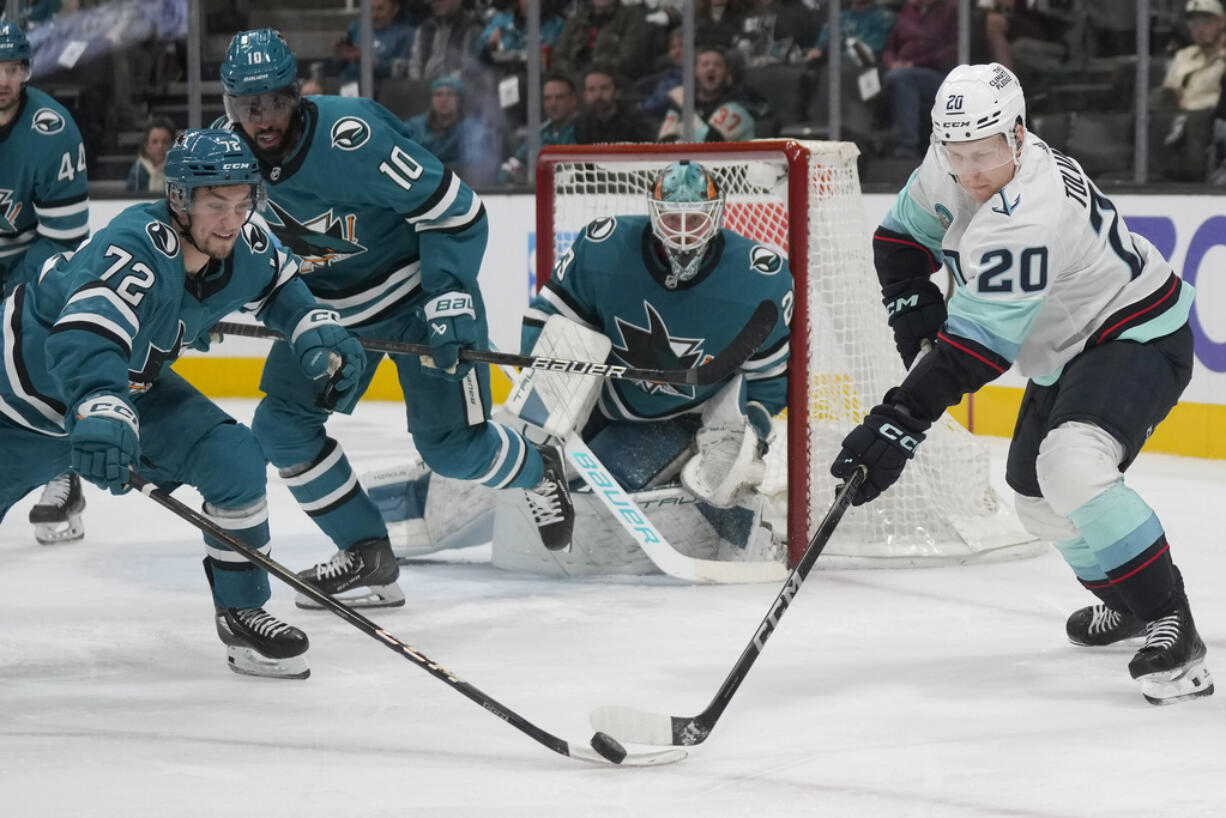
[498,73,579,184]
[734,0,822,68]
[574,64,652,143]
[657,46,765,140]
[638,26,685,122]
[797,0,895,121]
[696,0,748,50]
[1153,0,1225,180]
[552,0,649,83]
[478,0,566,67]
[403,74,498,185]
[971,1,1072,87]
[125,117,176,193]
[333,0,416,90]
[408,0,484,81]
[881,0,957,159]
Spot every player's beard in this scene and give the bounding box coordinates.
[247,113,301,164]
[0,86,20,116]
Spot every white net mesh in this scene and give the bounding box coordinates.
[538,141,1039,567]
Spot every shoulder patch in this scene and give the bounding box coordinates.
[935,203,954,230]
[31,108,66,136]
[330,116,371,151]
[242,221,270,253]
[749,245,783,275]
[146,221,180,258]
[586,217,617,242]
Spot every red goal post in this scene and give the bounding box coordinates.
[534,140,1039,568]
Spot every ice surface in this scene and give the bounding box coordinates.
[1,400,1223,817]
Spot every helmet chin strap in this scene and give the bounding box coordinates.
[168,203,207,256]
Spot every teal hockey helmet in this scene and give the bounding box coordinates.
[164,129,267,217]
[221,28,298,96]
[647,161,725,285]
[0,22,32,75]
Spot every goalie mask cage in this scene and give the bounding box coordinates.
[535,141,1039,568]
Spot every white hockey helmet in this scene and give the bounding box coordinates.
[931,63,1026,173]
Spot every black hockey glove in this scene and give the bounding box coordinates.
[830,403,928,506]
[882,278,946,368]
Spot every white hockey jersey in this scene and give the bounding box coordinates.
[883,131,1194,385]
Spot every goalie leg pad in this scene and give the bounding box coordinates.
[586,417,699,491]
[364,461,496,559]
[681,375,765,508]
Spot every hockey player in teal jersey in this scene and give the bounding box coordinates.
[0,130,368,679]
[371,161,793,569]
[831,64,1211,705]
[217,28,573,608]
[0,22,93,545]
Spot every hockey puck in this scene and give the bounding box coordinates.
[589,731,628,764]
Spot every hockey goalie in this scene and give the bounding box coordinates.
[365,161,794,579]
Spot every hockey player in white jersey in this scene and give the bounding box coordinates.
[831,63,1211,705]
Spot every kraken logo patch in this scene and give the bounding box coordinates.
[749,245,782,275]
[146,220,180,258]
[586,217,616,242]
[330,116,371,151]
[31,108,65,135]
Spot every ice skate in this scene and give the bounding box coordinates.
[28,472,86,545]
[1128,605,1214,706]
[215,606,310,679]
[295,536,405,609]
[1066,604,1146,647]
[525,443,574,552]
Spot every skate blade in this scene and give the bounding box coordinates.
[1140,661,1214,705]
[225,646,310,680]
[295,582,406,610]
[33,518,85,545]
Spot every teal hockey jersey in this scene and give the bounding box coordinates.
[0,86,89,292]
[216,96,487,325]
[523,216,792,423]
[0,202,321,437]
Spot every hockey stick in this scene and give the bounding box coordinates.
[211,298,777,388]
[126,471,685,767]
[589,466,867,747]
[563,435,787,584]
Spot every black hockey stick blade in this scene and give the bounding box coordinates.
[212,299,776,388]
[590,467,867,747]
[126,471,685,767]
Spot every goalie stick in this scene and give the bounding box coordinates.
[211,298,777,388]
[126,471,685,767]
[589,467,867,747]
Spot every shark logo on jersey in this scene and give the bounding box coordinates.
[242,221,270,253]
[330,117,371,151]
[586,217,617,242]
[749,245,782,276]
[262,200,366,271]
[552,246,574,282]
[0,189,21,232]
[145,221,180,258]
[611,301,705,399]
[31,108,65,135]
[129,321,186,392]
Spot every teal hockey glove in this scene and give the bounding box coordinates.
[421,291,477,381]
[291,310,367,413]
[70,395,141,495]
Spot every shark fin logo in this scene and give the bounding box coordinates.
[242,221,270,253]
[586,217,616,242]
[749,245,782,275]
[31,108,66,135]
[146,221,180,258]
[330,117,371,151]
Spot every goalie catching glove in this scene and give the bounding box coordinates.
[69,394,141,495]
[830,395,929,506]
[421,291,477,380]
[882,278,945,368]
[681,376,771,509]
[290,309,366,413]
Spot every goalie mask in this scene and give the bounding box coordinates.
[165,129,267,223]
[930,63,1026,177]
[648,161,725,286]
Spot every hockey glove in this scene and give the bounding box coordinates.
[69,395,141,495]
[882,278,946,368]
[420,291,477,381]
[291,310,367,414]
[830,402,928,506]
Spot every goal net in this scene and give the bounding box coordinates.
[535,141,1040,567]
